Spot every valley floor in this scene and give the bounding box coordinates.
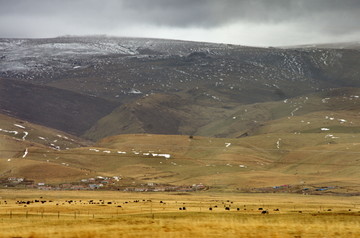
[0,190,359,237]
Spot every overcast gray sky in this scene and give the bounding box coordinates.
[0,0,359,46]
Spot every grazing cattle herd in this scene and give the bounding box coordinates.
[0,196,352,219]
[7,197,280,214]
[0,198,284,215]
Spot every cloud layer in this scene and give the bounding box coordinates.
[1,0,359,46]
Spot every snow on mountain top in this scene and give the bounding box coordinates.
[0,36,232,73]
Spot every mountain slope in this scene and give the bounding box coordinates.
[0,113,93,182]
[196,88,360,138]
[83,93,238,140]
[2,37,360,103]
[2,37,360,139]
[0,113,90,154]
[0,78,119,136]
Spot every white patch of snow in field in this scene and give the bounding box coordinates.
[321,128,330,131]
[38,136,46,140]
[239,165,247,168]
[325,134,339,139]
[151,153,171,159]
[117,151,126,154]
[290,107,301,116]
[50,144,60,150]
[103,150,111,153]
[22,131,28,140]
[276,138,281,149]
[225,143,231,147]
[0,128,18,135]
[159,154,171,159]
[338,119,347,123]
[7,159,11,162]
[212,95,220,101]
[89,148,100,152]
[14,124,25,129]
[173,69,190,75]
[322,98,330,103]
[55,134,69,140]
[22,148,28,158]
[129,89,142,94]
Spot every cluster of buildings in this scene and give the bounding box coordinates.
[123,183,207,192]
[0,177,34,187]
[0,176,208,192]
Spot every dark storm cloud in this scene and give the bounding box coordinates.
[0,0,359,45]
[121,0,360,31]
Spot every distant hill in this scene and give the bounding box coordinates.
[0,113,92,182]
[0,113,90,154]
[1,36,360,193]
[196,88,360,138]
[2,36,360,140]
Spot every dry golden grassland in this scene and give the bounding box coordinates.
[0,190,359,238]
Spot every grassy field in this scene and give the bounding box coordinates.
[0,190,359,237]
[2,132,360,191]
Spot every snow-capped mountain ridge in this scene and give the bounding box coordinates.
[1,36,360,140]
